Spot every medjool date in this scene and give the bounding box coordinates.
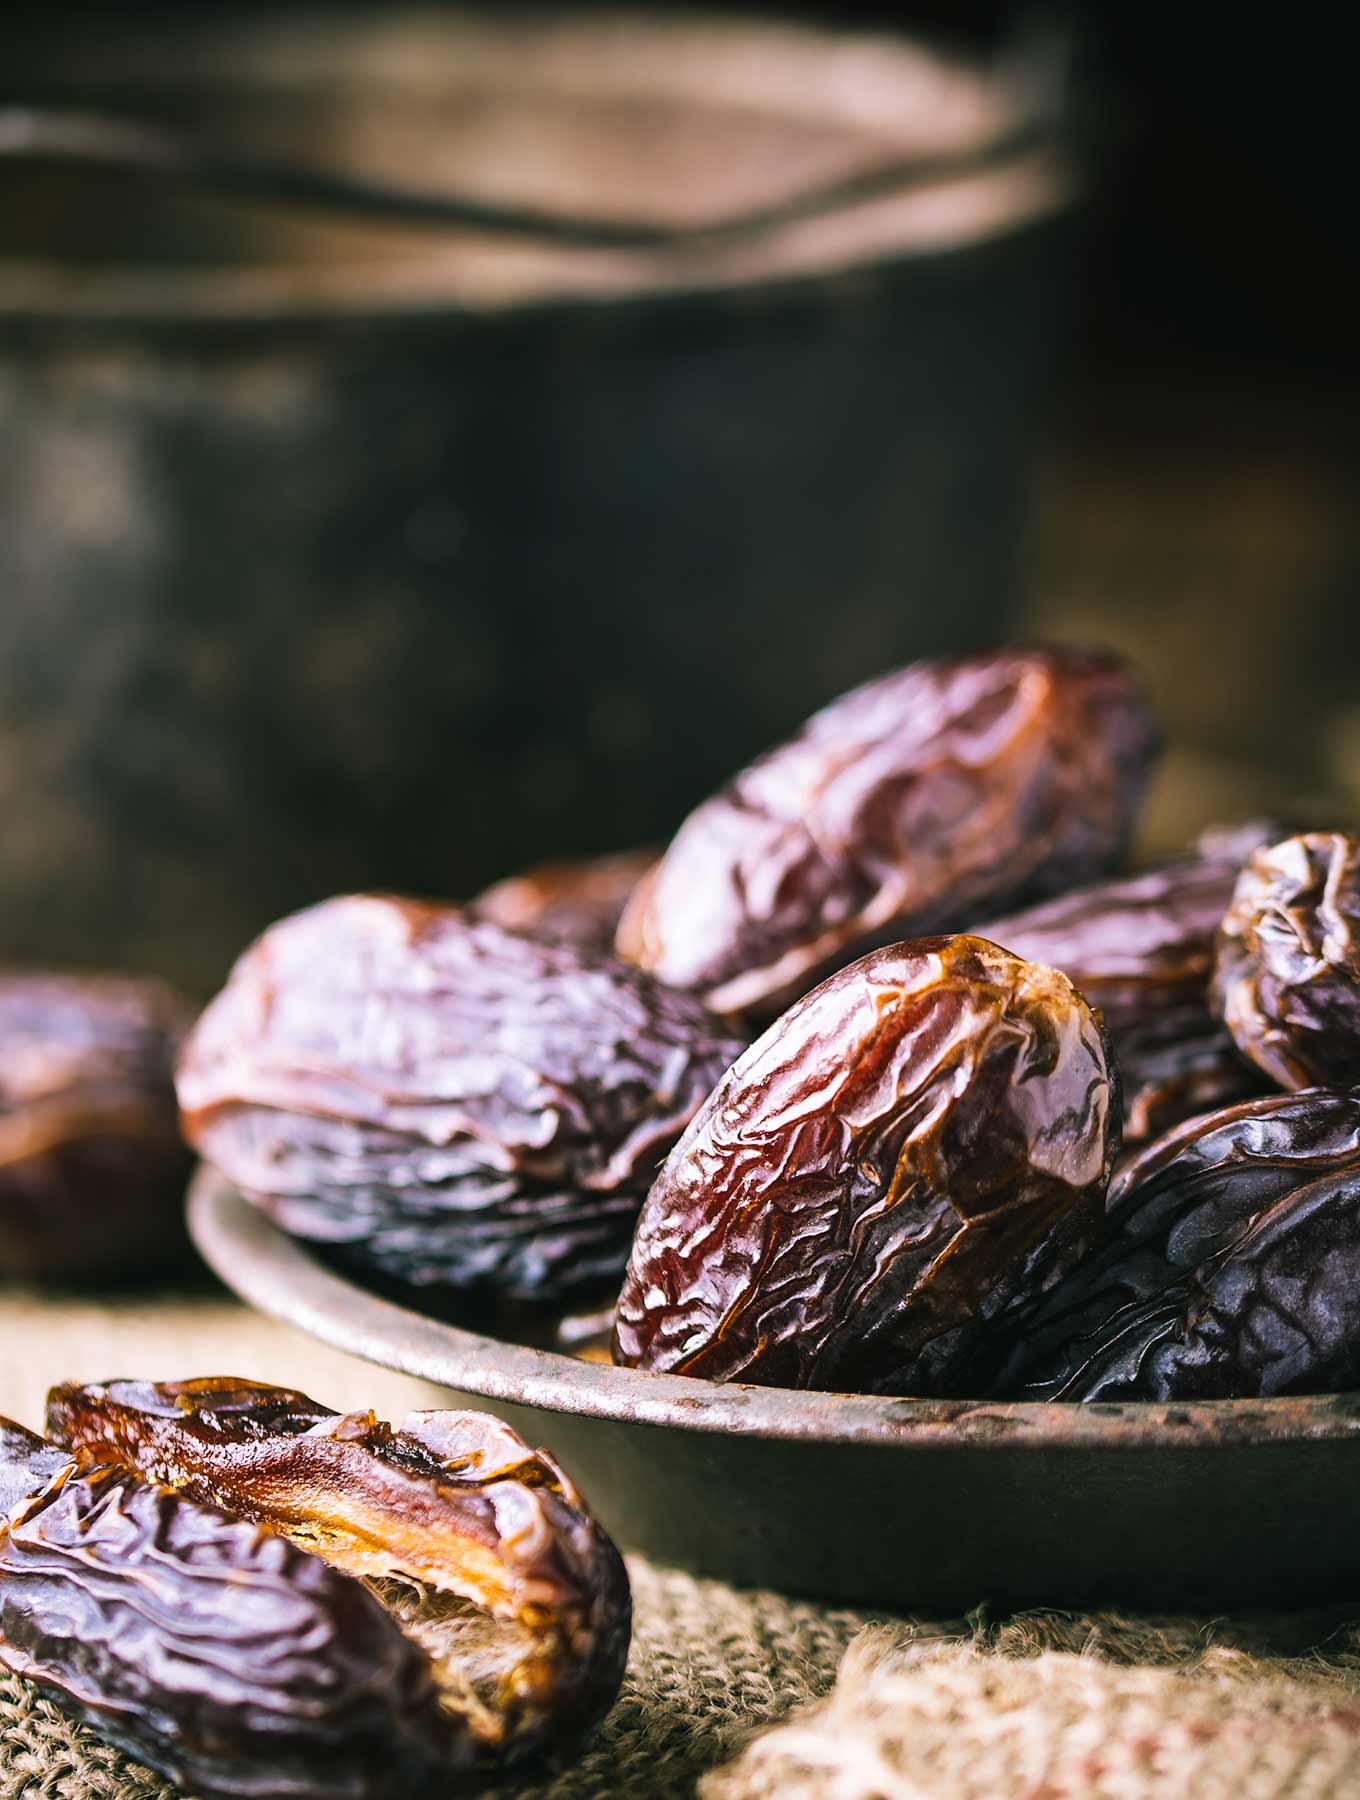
[615,647,1160,1019]
[1117,1025,1265,1148]
[1193,818,1300,864]
[980,858,1241,1051]
[1213,833,1360,1090]
[989,1088,1360,1401]
[177,896,745,1306]
[0,1455,455,1800]
[472,850,656,954]
[2,1384,630,1798]
[0,971,193,1282]
[46,1376,631,1759]
[613,934,1119,1394]
[0,1419,67,1514]
[978,856,1267,1145]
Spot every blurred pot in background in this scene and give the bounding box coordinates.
[0,9,1076,991]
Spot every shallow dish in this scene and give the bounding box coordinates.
[189,1168,1360,1612]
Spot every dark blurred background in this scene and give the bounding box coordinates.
[853,0,1360,845]
[2,2,1356,990]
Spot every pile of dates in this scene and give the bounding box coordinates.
[167,645,1360,1404]
[15,645,1360,1408]
[0,1379,630,1799]
[7,644,1360,1790]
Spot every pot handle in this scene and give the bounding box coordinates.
[0,103,1064,253]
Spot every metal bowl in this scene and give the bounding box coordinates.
[190,1167,1360,1612]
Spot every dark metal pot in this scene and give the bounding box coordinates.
[0,11,1075,990]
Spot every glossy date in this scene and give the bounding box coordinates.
[615,647,1160,1018]
[2,1381,630,1798]
[1213,832,1360,1090]
[0,971,193,1283]
[472,850,656,954]
[177,896,745,1306]
[45,1376,631,1759]
[0,1419,67,1515]
[978,855,1267,1145]
[0,1451,453,1799]
[1116,1024,1265,1149]
[613,934,1119,1394]
[985,1088,1360,1401]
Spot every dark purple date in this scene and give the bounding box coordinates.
[983,1088,1360,1401]
[2,1380,632,1798]
[0,1432,456,1799]
[471,849,656,954]
[1213,832,1360,1090]
[177,896,745,1306]
[979,854,1268,1145]
[616,647,1160,1018]
[613,934,1119,1394]
[0,971,193,1283]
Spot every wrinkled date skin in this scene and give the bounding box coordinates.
[472,850,657,955]
[0,972,194,1283]
[177,896,745,1306]
[613,935,1119,1394]
[0,1440,454,1800]
[979,856,1268,1146]
[1193,818,1301,865]
[0,1421,66,1514]
[615,647,1160,1019]
[986,1088,1360,1401]
[2,1382,630,1799]
[46,1377,631,1759]
[1213,833,1360,1090]
[1115,1026,1265,1149]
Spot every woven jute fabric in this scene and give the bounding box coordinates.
[706,1626,1360,1800]
[0,1558,875,1800]
[4,1290,1360,1800]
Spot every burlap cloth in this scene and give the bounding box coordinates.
[4,1290,1360,1799]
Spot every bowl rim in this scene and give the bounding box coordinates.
[188,1167,1360,1453]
